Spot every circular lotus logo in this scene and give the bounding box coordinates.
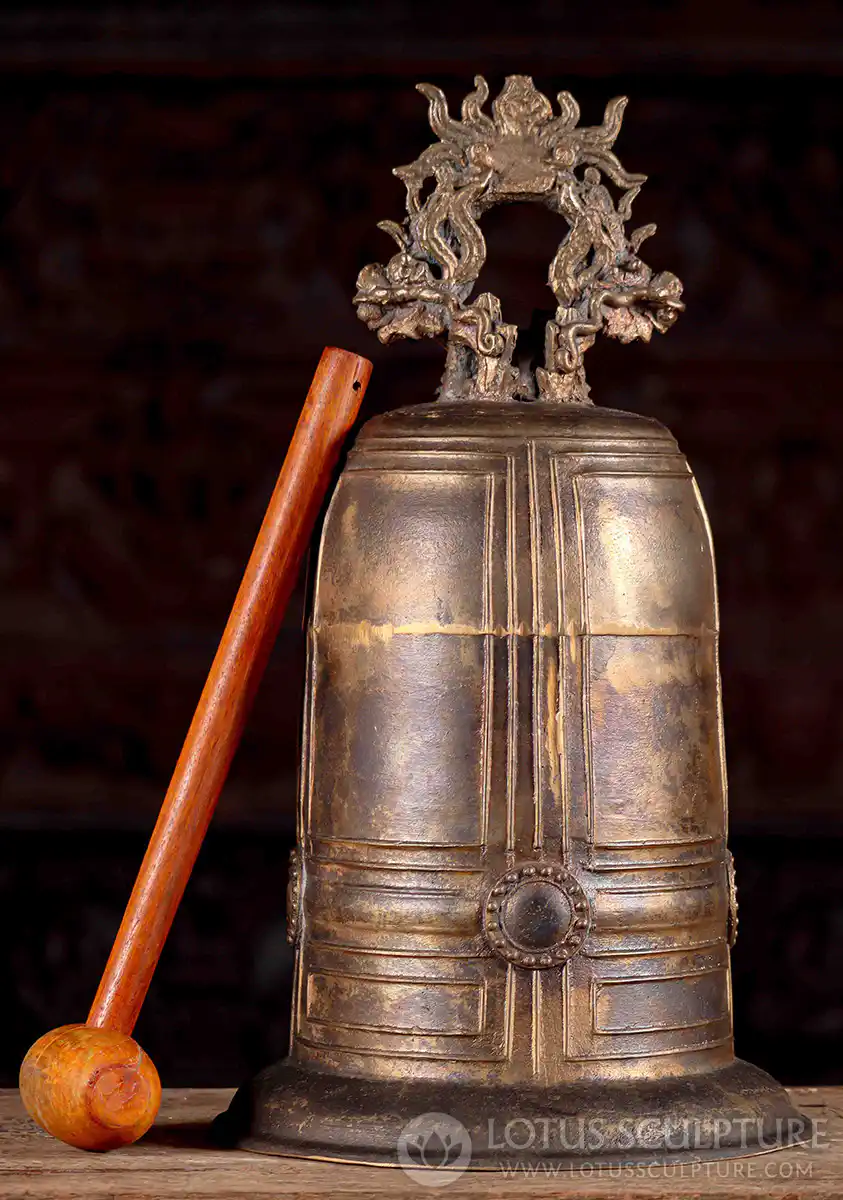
[396,1112,472,1186]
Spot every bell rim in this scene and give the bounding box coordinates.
[215,1057,812,1169]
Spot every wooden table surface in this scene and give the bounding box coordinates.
[1,1086,841,1198]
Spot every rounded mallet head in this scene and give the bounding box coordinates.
[19,1024,161,1151]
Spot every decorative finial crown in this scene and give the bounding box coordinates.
[354,75,684,405]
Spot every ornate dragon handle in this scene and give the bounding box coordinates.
[354,75,684,405]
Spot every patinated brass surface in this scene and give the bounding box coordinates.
[354,75,684,404]
[219,79,808,1167]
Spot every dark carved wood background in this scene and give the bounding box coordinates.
[1,0,842,1086]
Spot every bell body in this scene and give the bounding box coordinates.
[220,401,807,1165]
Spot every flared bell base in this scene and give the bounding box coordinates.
[215,1058,811,1169]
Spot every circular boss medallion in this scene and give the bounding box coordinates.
[483,862,590,968]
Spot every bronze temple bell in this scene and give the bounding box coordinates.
[220,76,809,1166]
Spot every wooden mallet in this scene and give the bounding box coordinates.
[19,347,372,1151]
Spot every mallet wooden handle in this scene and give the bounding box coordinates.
[89,345,371,1033]
[20,346,372,1149]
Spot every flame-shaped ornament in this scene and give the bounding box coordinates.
[354,75,684,403]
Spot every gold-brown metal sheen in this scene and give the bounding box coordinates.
[354,74,684,405]
[218,78,809,1168]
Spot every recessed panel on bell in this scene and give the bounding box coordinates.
[586,634,725,848]
[574,473,716,635]
[305,973,486,1036]
[311,631,487,845]
[563,946,733,1062]
[593,968,730,1035]
[315,469,501,631]
[294,951,511,1064]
